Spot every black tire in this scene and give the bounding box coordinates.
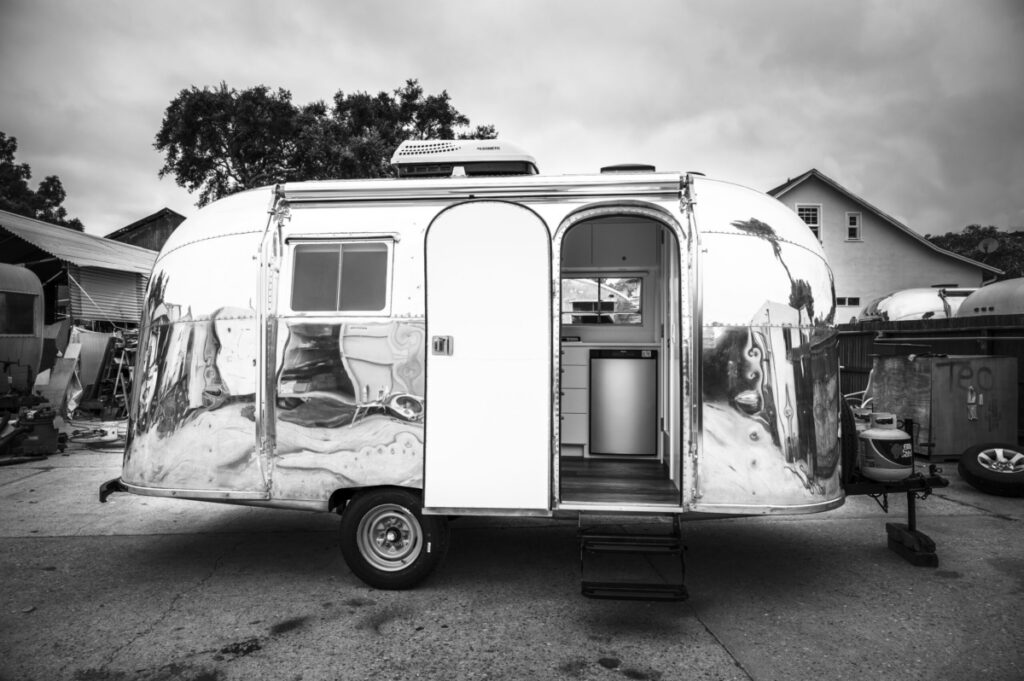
[339,488,449,589]
[839,399,860,485]
[957,442,1024,497]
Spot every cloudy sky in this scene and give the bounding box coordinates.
[2,0,1022,236]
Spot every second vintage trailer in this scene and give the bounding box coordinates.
[103,141,849,598]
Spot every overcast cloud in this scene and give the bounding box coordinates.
[1,0,1021,236]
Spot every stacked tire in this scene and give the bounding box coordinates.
[958,443,1024,497]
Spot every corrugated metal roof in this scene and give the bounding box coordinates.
[0,209,157,275]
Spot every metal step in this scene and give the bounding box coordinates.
[581,580,688,602]
[580,533,683,553]
[578,516,686,602]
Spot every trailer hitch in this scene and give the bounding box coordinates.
[844,466,949,567]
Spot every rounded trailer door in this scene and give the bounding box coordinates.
[424,201,552,513]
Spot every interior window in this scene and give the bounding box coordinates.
[561,276,642,325]
[291,241,390,312]
[0,292,35,334]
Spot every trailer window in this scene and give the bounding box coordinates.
[561,276,642,325]
[0,292,35,334]
[291,242,390,312]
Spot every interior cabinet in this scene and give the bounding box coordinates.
[591,222,657,267]
[561,388,588,413]
[560,347,589,457]
[561,224,592,268]
[561,221,657,268]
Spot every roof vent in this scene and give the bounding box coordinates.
[600,164,656,173]
[391,139,538,178]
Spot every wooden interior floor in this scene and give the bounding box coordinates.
[559,457,680,506]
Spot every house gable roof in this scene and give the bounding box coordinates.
[768,168,1002,275]
[104,207,186,241]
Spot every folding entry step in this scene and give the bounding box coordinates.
[579,514,687,601]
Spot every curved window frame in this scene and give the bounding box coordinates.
[285,238,395,317]
[0,292,36,335]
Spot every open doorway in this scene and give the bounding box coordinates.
[556,210,684,509]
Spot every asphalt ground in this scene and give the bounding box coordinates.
[0,445,1021,681]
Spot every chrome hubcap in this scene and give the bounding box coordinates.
[357,504,422,572]
[977,448,1024,474]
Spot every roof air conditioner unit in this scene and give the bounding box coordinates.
[390,140,538,178]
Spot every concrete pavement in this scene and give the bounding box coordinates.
[1,446,1021,681]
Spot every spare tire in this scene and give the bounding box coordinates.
[957,442,1024,497]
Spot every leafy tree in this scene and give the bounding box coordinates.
[0,131,84,230]
[154,83,299,207]
[925,224,1024,279]
[155,79,497,206]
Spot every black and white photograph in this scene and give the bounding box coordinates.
[1,2,1022,680]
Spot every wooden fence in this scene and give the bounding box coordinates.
[837,314,1024,443]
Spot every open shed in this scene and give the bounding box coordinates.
[0,210,156,327]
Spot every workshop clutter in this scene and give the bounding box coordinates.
[865,355,1017,461]
[0,403,66,459]
[2,325,135,460]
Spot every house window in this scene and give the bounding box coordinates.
[0,292,35,334]
[561,276,643,325]
[291,241,391,312]
[846,212,862,241]
[836,297,861,306]
[796,204,821,239]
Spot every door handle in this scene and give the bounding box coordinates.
[432,335,454,356]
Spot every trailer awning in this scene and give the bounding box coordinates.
[0,209,156,274]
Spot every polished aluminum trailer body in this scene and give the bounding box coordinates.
[120,170,841,518]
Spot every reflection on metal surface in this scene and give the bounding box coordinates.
[124,267,262,492]
[698,213,841,509]
[124,262,427,500]
[271,321,426,501]
[275,322,424,428]
[701,325,840,506]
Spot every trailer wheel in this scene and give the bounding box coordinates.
[840,400,859,485]
[958,443,1024,497]
[339,488,449,589]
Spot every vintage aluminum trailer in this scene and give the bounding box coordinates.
[0,262,44,381]
[102,140,860,598]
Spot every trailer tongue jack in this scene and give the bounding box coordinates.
[845,466,949,567]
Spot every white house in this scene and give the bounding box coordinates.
[768,169,1000,321]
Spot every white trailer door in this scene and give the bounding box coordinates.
[424,201,551,513]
